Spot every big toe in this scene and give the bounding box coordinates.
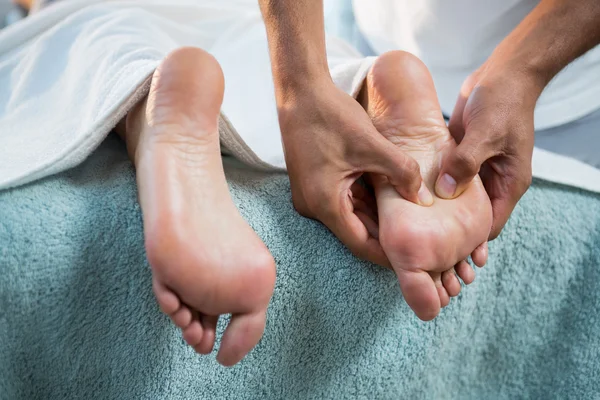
[396,269,441,321]
[216,310,268,367]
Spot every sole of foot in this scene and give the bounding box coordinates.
[360,51,492,321]
[126,47,276,366]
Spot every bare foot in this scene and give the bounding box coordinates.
[118,47,276,366]
[360,51,493,321]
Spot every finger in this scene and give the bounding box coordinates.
[351,183,379,238]
[447,75,477,144]
[448,100,467,144]
[488,197,517,240]
[471,242,488,267]
[455,260,475,284]
[351,184,378,225]
[319,194,391,268]
[333,210,390,268]
[480,160,532,240]
[216,310,267,367]
[355,210,379,240]
[436,130,497,200]
[360,136,433,206]
[350,182,378,220]
[195,315,219,355]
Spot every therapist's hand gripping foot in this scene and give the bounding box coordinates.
[260,0,433,268]
[118,48,276,366]
[436,0,600,239]
[360,51,493,321]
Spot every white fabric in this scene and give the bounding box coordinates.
[1,0,599,195]
[353,0,600,131]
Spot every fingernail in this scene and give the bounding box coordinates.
[418,182,434,206]
[436,174,457,199]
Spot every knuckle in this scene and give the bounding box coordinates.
[454,149,480,175]
[512,163,533,195]
[518,173,533,193]
[402,155,421,179]
[392,153,421,187]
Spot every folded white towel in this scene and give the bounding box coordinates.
[1,0,599,194]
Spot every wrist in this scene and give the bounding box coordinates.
[273,70,334,106]
[484,0,596,99]
[275,77,342,139]
[481,52,547,106]
[273,65,333,102]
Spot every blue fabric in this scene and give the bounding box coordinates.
[2,136,600,399]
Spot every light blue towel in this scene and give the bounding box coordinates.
[1,135,600,399]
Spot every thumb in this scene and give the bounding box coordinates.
[436,131,494,199]
[362,135,433,206]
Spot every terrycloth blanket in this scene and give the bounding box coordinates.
[1,135,600,399]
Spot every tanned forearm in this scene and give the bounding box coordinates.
[258,0,332,102]
[491,0,600,93]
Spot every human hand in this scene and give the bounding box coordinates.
[435,62,542,239]
[278,80,433,266]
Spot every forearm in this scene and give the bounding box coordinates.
[491,0,600,94]
[258,0,332,101]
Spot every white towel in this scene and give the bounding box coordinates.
[1,0,599,194]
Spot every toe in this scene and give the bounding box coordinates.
[396,269,441,321]
[183,319,204,347]
[196,315,219,355]
[455,260,475,285]
[171,305,193,329]
[471,242,488,267]
[216,310,267,367]
[433,274,450,308]
[442,269,462,297]
[438,286,450,308]
[153,278,180,315]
